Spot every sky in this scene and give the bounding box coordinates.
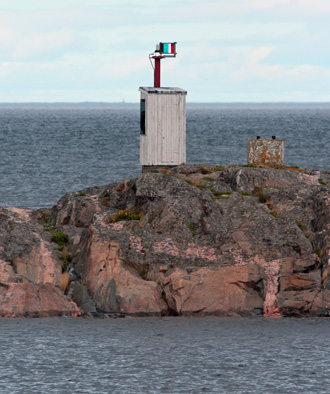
[0,0,330,103]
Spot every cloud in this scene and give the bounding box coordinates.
[1,0,330,102]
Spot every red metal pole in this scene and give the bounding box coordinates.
[152,56,164,87]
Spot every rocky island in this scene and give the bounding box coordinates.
[1,164,330,318]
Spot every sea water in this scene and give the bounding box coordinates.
[1,103,330,394]
[0,103,329,208]
[1,317,330,394]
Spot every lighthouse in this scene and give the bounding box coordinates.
[139,42,187,171]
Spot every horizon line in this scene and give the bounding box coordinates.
[0,101,330,105]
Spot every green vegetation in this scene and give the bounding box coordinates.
[100,196,111,206]
[270,210,281,218]
[212,195,232,200]
[313,247,322,259]
[296,220,307,232]
[242,163,259,168]
[212,165,225,172]
[61,251,72,272]
[77,192,86,196]
[51,232,69,247]
[111,209,142,223]
[202,176,215,182]
[255,186,268,203]
[139,262,150,280]
[238,191,254,197]
[198,166,212,175]
[319,178,327,186]
[187,223,196,236]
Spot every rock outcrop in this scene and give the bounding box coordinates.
[1,165,330,317]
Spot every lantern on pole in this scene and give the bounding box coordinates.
[149,42,177,88]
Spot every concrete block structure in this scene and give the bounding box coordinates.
[248,138,284,167]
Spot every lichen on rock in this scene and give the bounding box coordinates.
[1,164,330,318]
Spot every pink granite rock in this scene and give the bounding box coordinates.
[1,165,330,318]
[0,208,80,317]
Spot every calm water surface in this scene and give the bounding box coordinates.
[1,317,330,394]
[0,103,329,208]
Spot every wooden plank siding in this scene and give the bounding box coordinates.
[139,87,187,166]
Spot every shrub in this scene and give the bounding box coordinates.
[111,209,142,223]
[51,232,69,246]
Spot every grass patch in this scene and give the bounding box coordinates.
[187,223,196,236]
[77,192,86,196]
[243,163,259,168]
[255,186,268,203]
[139,262,150,280]
[319,178,327,186]
[116,180,133,192]
[100,196,111,206]
[238,191,255,197]
[213,165,225,172]
[212,195,232,200]
[198,166,212,175]
[313,247,322,259]
[37,212,57,232]
[270,210,281,218]
[111,209,142,223]
[213,190,232,196]
[296,220,307,232]
[202,176,215,182]
[38,220,57,232]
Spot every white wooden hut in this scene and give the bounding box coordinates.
[139,87,187,167]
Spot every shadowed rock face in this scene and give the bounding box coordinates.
[1,165,330,317]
